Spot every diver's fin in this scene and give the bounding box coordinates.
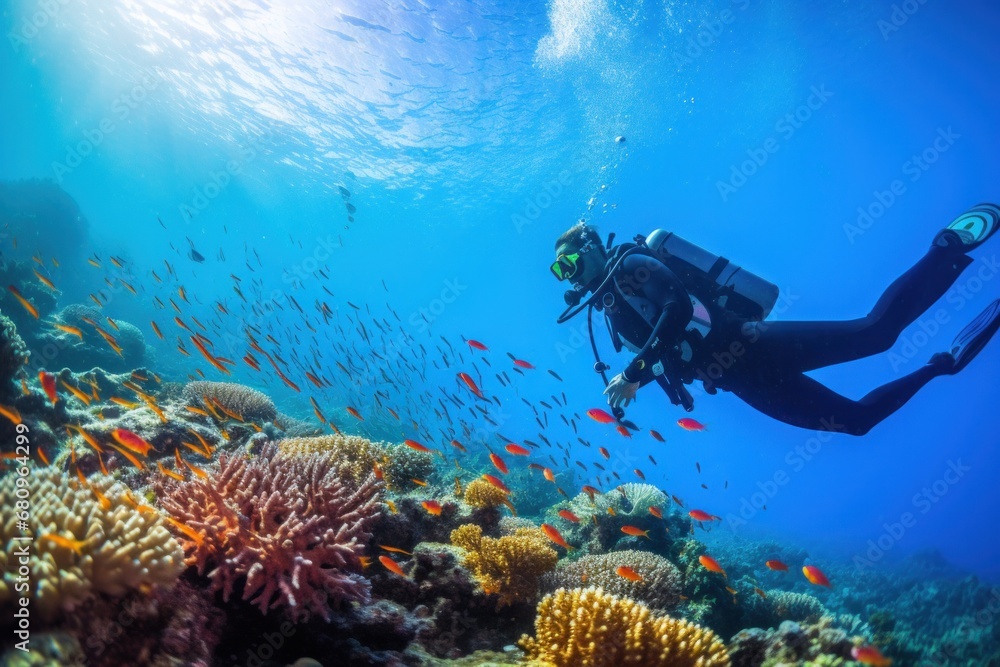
[937,298,1000,375]
[935,203,1000,252]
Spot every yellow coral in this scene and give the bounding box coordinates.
[520,587,731,667]
[278,434,386,484]
[0,469,184,623]
[464,478,508,508]
[450,524,557,607]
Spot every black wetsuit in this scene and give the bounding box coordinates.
[597,243,973,436]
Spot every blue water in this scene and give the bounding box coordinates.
[3,0,999,584]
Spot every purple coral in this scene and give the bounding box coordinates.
[158,444,382,622]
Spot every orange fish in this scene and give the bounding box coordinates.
[346,406,364,420]
[649,429,665,442]
[489,452,508,474]
[422,500,443,515]
[157,460,185,481]
[505,443,530,456]
[586,408,615,424]
[450,439,467,453]
[457,372,484,399]
[615,566,643,582]
[411,478,428,487]
[616,424,632,438]
[380,545,413,556]
[677,418,707,431]
[633,468,645,480]
[543,467,555,483]
[765,560,789,572]
[32,270,56,290]
[466,339,488,351]
[688,509,720,522]
[482,474,510,494]
[851,646,893,666]
[802,565,831,588]
[540,523,574,550]
[621,525,650,539]
[379,555,407,577]
[41,532,86,555]
[38,371,58,404]
[699,554,726,577]
[599,447,610,460]
[111,428,155,456]
[754,587,767,599]
[513,358,534,369]
[404,439,433,453]
[7,285,39,318]
[0,404,22,425]
[557,509,580,523]
[150,320,164,339]
[59,380,91,405]
[648,506,663,519]
[52,323,83,339]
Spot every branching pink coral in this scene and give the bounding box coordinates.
[158,444,382,622]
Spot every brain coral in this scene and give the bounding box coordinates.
[451,523,558,608]
[158,444,382,621]
[183,380,277,422]
[542,550,682,611]
[0,470,184,622]
[769,590,829,623]
[520,587,731,667]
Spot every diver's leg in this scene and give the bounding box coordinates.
[727,365,945,436]
[743,243,973,372]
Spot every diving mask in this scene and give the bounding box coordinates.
[550,241,595,281]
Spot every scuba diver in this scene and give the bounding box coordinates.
[552,204,1000,436]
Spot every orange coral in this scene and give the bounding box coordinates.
[450,523,557,607]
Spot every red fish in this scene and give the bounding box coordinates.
[540,523,573,550]
[458,372,484,398]
[649,429,665,442]
[586,408,615,424]
[648,506,663,519]
[111,428,155,456]
[688,509,720,522]
[677,418,707,431]
[421,500,443,516]
[8,285,39,319]
[765,560,789,572]
[466,339,488,351]
[598,447,610,460]
[379,555,407,577]
[346,407,364,420]
[699,554,726,577]
[404,439,433,453]
[450,439,467,453]
[38,371,58,404]
[616,424,632,438]
[557,509,580,523]
[505,443,530,456]
[615,566,643,582]
[513,358,534,369]
[851,646,893,666]
[490,452,509,474]
[802,565,831,587]
[482,474,510,494]
[621,525,650,539]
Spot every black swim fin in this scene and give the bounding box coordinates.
[934,298,1000,375]
[935,203,1000,252]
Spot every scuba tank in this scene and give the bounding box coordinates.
[644,229,779,322]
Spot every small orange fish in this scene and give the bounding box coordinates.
[404,439,433,453]
[111,428,155,456]
[467,339,488,351]
[60,380,91,405]
[586,408,615,424]
[688,509,720,522]
[489,452,508,475]
[557,509,580,523]
[150,320,164,339]
[754,587,767,599]
[422,500,443,515]
[450,439,467,453]
[482,474,510,494]
[633,468,645,480]
[540,523,574,550]
[379,555,407,577]
[513,358,534,369]
[165,517,204,546]
[380,545,413,556]
[33,270,56,290]
[38,371,58,404]
[649,429,665,442]
[616,566,643,582]
[7,285,39,319]
[621,525,650,539]
[599,447,610,460]
[543,467,555,482]
[765,560,789,571]
[802,565,831,588]
[157,461,185,481]
[346,406,363,420]
[851,646,893,666]
[41,532,86,555]
[505,443,530,456]
[411,478,428,487]
[699,554,726,577]
[616,424,632,438]
[52,323,83,339]
[386,499,398,514]
[457,372,484,399]
[0,404,22,425]
[648,506,663,519]
[677,417,707,431]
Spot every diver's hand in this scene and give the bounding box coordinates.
[604,373,639,409]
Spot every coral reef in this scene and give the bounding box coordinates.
[274,411,324,437]
[157,444,382,622]
[727,617,855,667]
[464,477,510,509]
[383,441,437,491]
[0,469,184,622]
[520,587,731,667]
[541,550,683,611]
[450,523,558,608]
[769,590,829,624]
[277,432,382,484]
[0,308,29,396]
[182,380,277,422]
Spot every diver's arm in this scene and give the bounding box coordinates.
[621,307,679,382]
